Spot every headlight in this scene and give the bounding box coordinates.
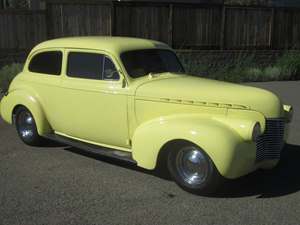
[284,105,293,123]
[213,117,265,142]
[252,122,262,142]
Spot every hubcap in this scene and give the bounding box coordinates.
[17,111,34,141]
[176,146,210,186]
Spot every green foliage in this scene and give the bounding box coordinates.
[0,63,23,94]
[224,0,271,6]
[178,51,300,83]
[275,52,300,80]
[245,68,263,81]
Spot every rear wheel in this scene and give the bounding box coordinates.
[167,143,223,194]
[15,106,43,146]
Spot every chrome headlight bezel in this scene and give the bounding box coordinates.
[283,104,293,123]
[252,122,262,142]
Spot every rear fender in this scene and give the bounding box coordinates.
[0,89,51,135]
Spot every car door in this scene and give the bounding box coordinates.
[55,49,130,149]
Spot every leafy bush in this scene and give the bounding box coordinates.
[275,52,300,80]
[263,66,281,81]
[245,68,263,81]
[0,63,23,94]
[178,51,300,83]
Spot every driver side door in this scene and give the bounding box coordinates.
[54,49,130,149]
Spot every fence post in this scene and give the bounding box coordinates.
[269,7,275,49]
[220,5,226,50]
[45,1,51,39]
[168,3,173,47]
[110,1,115,36]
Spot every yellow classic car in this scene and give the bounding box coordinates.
[0,37,293,194]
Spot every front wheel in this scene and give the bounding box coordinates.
[15,106,44,146]
[167,143,223,194]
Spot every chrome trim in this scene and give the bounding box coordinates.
[256,118,285,162]
[44,133,136,164]
[175,146,210,186]
[17,111,35,141]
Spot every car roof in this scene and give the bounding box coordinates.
[31,36,171,56]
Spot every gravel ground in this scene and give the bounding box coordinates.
[0,81,299,225]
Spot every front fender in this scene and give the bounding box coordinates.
[132,114,257,178]
[0,89,51,135]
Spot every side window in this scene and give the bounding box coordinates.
[29,51,62,75]
[103,57,119,80]
[67,52,104,80]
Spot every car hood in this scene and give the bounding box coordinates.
[134,74,283,118]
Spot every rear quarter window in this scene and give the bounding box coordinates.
[28,51,62,75]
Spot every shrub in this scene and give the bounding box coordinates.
[0,63,23,94]
[275,52,300,80]
[178,51,300,83]
[245,68,263,81]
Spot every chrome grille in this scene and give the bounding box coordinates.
[256,119,285,162]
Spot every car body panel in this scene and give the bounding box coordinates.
[134,74,284,118]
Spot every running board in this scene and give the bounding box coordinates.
[44,134,137,164]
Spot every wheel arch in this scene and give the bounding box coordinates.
[131,114,250,178]
[12,104,25,123]
[1,89,52,136]
[155,139,196,171]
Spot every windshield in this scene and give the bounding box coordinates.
[121,49,185,78]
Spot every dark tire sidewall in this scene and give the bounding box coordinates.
[15,106,41,146]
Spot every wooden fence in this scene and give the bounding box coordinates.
[45,1,300,50]
[0,9,46,50]
[1,1,300,54]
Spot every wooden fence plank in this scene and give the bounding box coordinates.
[220,6,226,49]
[168,4,173,47]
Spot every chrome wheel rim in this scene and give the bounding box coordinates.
[175,146,210,186]
[17,111,34,141]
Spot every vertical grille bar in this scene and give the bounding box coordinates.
[256,119,285,162]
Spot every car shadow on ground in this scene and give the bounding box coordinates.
[64,144,300,198]
[63,146,172,180]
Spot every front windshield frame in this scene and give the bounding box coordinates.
[120,48,185,79]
